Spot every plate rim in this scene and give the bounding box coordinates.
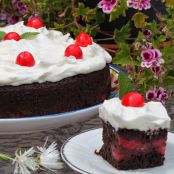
[0,64,119,121]
[61,128,102,174]
[61,128,174,174]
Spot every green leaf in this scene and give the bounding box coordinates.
[112,43,139,66]
[0,31,6,41]
[114,22,131,43]
[167,70,174,77]
[145,21,158,34]
[157,35,166,42]
[21,32,39,39]
[84,24,99,36]
[166,7,174,18]
[132,12,148,28]
[118,73,133,99]
[162,45,174,63]
[75,3,88,17]
[162,76,174,87]
[137,78,146,85]
[149,38,158,48]
[109,0,127,22]
[165,0,174,7]
[95,11,105,24]
[165,19,174,37]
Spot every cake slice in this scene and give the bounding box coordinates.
[97,92,171,170]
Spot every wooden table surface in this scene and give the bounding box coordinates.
[0,98,173,174]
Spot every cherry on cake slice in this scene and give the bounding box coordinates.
[97,92,171,170]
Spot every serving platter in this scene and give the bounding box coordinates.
[0,65,119,134]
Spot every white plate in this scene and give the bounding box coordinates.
[0,65,119,134]
[61,128,174,174]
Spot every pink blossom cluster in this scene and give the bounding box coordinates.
[141,49,164,76]
[135,41,152,50]
[12,0,27,16]
[146,87,169,104]
[98,0,118,14]
[98,0,151,14]
[127,0,151,11]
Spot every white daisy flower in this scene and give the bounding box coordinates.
[12,147,38,174]
[37,140,63,173]
[0,138,63,174]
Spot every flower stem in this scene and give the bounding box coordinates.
[95,37,114,41]
[98,31,113,37]
[0,153,13,161]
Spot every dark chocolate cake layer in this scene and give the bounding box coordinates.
[97,121,168,170]
[0,64,111,118]
[98,144,164,170]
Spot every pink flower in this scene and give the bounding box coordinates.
[134,42,144,50]
[141,49,156,68]
[98,0,118,14]
[146,90,157,100]
[146,42,153,49]
[141,49,164,68]
[143,29,152,39]
[127,0,151,11]
[153,49,164,65]
[153,49,162,58]
[155,87,169,104]
[146,87,169,104]
[151,65,161,77]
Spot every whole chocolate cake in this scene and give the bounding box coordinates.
[0,20,111,118]
[98,92,171,170]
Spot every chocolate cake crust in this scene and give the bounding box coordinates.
[0,64,111,118]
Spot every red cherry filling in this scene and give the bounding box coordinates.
[111,145,124,161]
[26,17,43,29]
[152,137,167,148]
[110,133,167,164]
[121,92,145,107]
[16,51,35,67]
[117,137,142,150]
[75,32,92,47]
[157,146,166,155]
[64,44,83,59]
[4,32,21,41]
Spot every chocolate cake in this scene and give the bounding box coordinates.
[0,21,112,118]
[0,64,110,118]
[98,92,171,170]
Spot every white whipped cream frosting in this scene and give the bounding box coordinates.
[0,22,112,86]
[99,98,171,131]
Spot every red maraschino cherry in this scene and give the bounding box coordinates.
[4,32,21,41]
[16,51,35,67]
[75,32,92,47]
[121,92,144,107]
[64,44,83,59]
[26,17,43,29]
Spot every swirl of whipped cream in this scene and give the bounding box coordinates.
[0,22,112,86]
[99,98,171,131]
